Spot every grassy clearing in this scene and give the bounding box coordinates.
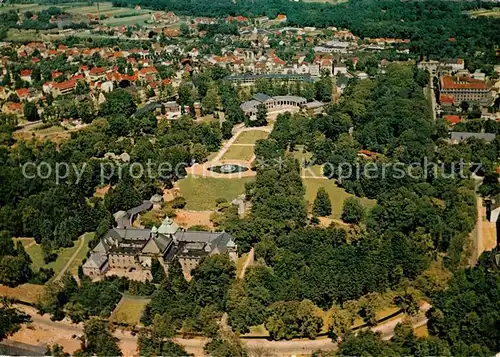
[291,150,323,177]
[414,324,429,337]
[111,296,150,326]
[234,130,269,145]
[68,233,94,275]
[221,145,254,161]
[247,324,270,337]
[0,2,112,14]
[103,13,151,26]
[303,178,376,219]
[26,233,92,278]
[0,283,45,304]
[178,176,253,211]
[236,252,249,277]
[470,8,500,18]
[13,237,36,248]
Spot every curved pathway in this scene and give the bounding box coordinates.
[54,234,86,281]
[12,303,431,357]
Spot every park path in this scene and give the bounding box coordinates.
[470,197,497,267]
[25,240,37,249]
[238,248,254,280]
[54,234,86,281]
[11,302,431,357]
[212,126,272,162]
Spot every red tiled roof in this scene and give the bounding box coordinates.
[440,94,455,104]
[443,115,461,125]
[6,102,23,111]
[89,67,106,75]
[138,67,158,75]
[52,78,78,91]
[20,69,32,77]
[359,149,377,157]
[16,88,29,97]
[440,75,489,90]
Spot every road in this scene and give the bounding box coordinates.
[54,234,86,281]
[11,303,431,357]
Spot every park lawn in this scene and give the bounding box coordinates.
[246,324,270,337]
[68,233,94,275]
[26,234,90,277]
[64,2,114,14]
[234,130,269,144]
[13,237,36,248]
[178,176,253,211]
[236,252,249,277]
[111,296,150,326]
[291,150,323,177]
[303,178,376,219]
[220,145,254,161]
[414,325,429,337]
[103,13,151,26]
[470,8,500,17]
[0,283,45,304]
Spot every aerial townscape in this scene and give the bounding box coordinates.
[0,0,499,356]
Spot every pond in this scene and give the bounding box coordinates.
[208,164,249,174]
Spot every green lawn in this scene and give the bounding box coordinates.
[13,237,35,248]
[220,145,254,161]
[470,8,500,18]
[111,296,150,326]
[178,176,254,210]
[68,233,94,275]
[103,13,151,26]
[26,233,92,277]
[0,2,112,14]
[291,150,323,177]
[234,130,269,144]
[303,178,376,219]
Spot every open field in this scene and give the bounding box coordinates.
[303,178,376,219]
[111,296,150,326]
[102,13,151,26]
[13,237,36,248]
[470,8,500,18]
[291,150,323,177]
[0,283,45,304]
[234,130,269,145]
[220,145,254,161]
[0,2,113,14]
[178,176,253,210]
[26,233,92,278]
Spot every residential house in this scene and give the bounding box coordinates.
[2,102,24,116]
[20,69,32,83]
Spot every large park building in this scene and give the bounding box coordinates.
[82,217,238,281]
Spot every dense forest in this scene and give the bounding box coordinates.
[0,85,225,277]
[110,0,500,63]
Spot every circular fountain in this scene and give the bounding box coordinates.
[208,164,249,174]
